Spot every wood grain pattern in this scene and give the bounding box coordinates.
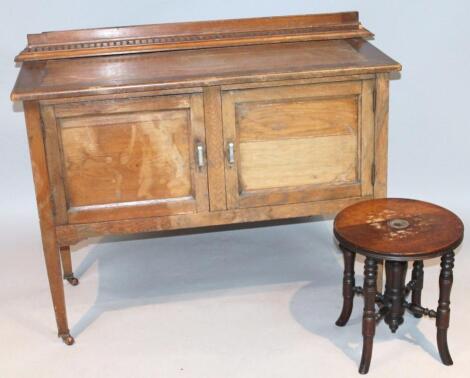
[46,94,210,223]
[437,251,455,366]
[334,198,464,260]
[33,41,359,90]
[238,184,361,209]
[189,94,210,213]
[53,94,191,118]
[222,81,370,209]
[238,96,358,142]
[373,73,390,198]
[23,101,71,338]
[360,79,375,197]
[359,257,378,374]
[34,75,376,109]
[61,110,192,205]
[239,136,357,190]
[36,74,374,107]
[40,87,203,106]
[41,105,68,224]
[11,13,401,344]
[56,196,372,246]
[220,74,376,91]
[335,247,356,326]
[334,198,463,373]
[67,198,197,224]
[203,86,227,211]
[26,12,360,45]
[16,12,370,62]
[11,39,400,101]
[228,80,362,102]
[221,90,240,210]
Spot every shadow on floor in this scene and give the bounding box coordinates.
[289,252,442,365]
[70,218,334,338]
[69,216,444,366]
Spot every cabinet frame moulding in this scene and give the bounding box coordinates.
[16,12,372,62]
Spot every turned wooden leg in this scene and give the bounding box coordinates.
[60,246,79,286]
[384,260,408,333]
[376,260,384,293]
[411,260,424,318]
[436,251,454,366]
[336,246,356,326]
[359,257,378,375]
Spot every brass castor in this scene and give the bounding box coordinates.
[65,275,79,286]
[60,334,75,346]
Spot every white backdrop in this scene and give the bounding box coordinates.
[1,1,469,217]
[0,2,469,377]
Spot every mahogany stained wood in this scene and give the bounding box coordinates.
[335,199,464,374]
[359,257,377,374]
[334,198,464,260]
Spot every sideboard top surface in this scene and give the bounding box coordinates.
[11,12,401,101]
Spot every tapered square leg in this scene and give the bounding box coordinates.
[436,251,454,366]
[336,246,356,327]
[42,233,74,345]
[44,241,75,346]
[359,257,378,375]
[24,101,74,345]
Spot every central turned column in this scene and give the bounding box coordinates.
[384,261,408,333]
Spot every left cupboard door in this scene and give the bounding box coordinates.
[41,94,209,224]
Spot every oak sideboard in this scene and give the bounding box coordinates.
[11,12,401,344]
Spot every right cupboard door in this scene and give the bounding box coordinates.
[221,80,375,209]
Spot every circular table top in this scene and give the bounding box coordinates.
[334,198,464,261]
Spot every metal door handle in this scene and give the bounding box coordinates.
[227,142,235,164]
[196,143,205,169]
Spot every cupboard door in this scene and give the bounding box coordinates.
[221,81,374,209]
[42,94,208,223]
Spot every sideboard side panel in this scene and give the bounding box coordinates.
[41,104,69,225]
[374,73,390,198]
[360,79,375,197]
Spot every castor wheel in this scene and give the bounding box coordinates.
[65,275,79,286]
[60,334,75,346]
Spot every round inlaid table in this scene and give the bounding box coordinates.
[333,198,464,374]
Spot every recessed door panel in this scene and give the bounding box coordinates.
[42,94,209,223]
[239,135,357,191]
[222,81,374,209]
[61,110,192,206]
